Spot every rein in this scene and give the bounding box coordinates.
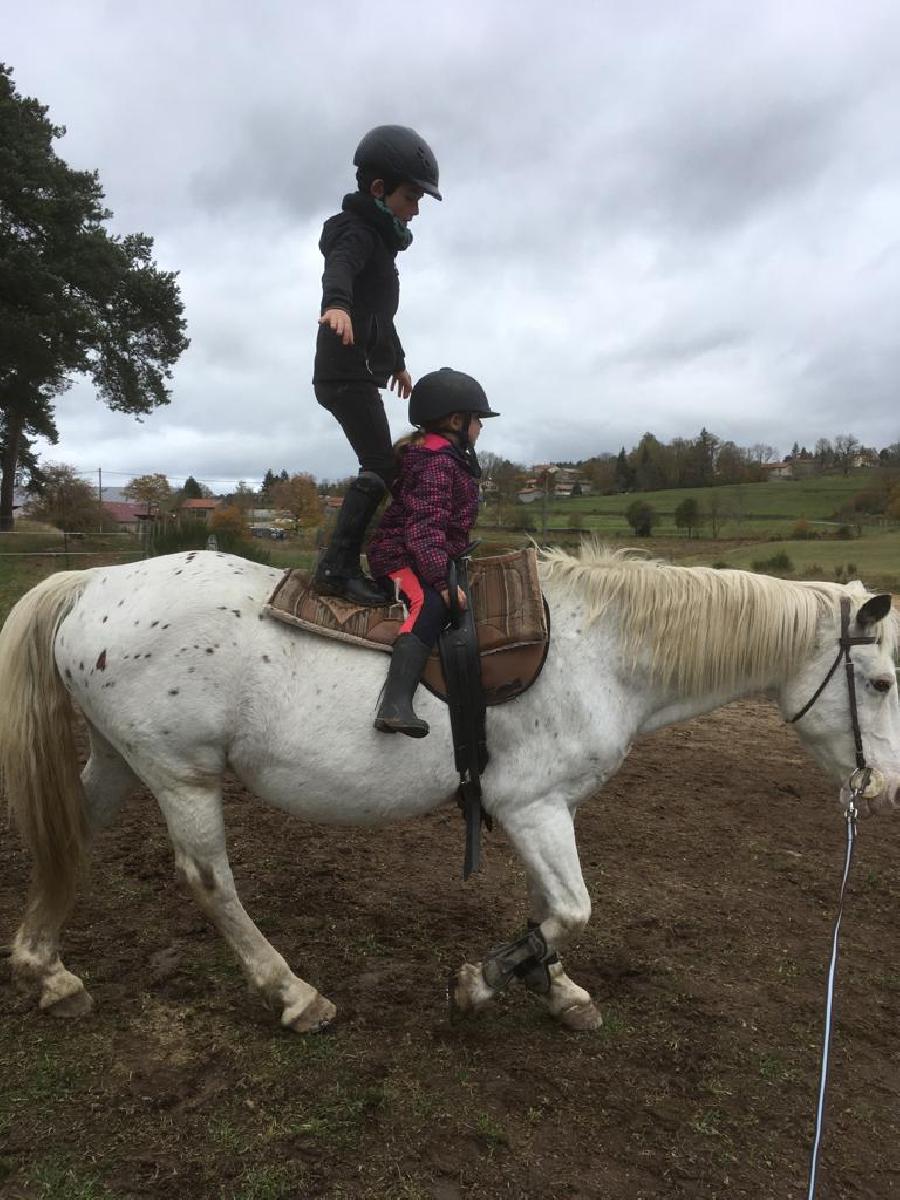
[788,596,878,1197]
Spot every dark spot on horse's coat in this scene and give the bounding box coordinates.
[186,553,196,562]
[193,644,200,650]
[78,662,84,671]
[196,863,216,892]
[206,648,214,655]
[102,681,116,689]
[168,688,180,696]
[534,719,540,728]
[262,655,270,663]
[174,569,182,575]
[162,624,169,630]
[117,600,124,607]
[232,610,241,618]
[188,666,196,673]
[162,728,170,735]
[96,650,107,671]
[102,615,108,623]
[218,606,228,611]
[133,621,140,626]
[64,668,72,679]
[150,620,159,628]
[144,653,152,659]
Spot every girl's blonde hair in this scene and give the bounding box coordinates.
[393,414,461,459]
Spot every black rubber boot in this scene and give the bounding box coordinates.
[314,472,388,607]
[374,633,431,738]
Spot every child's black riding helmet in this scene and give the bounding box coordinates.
[408,368,500,426]
[354,125,442,200]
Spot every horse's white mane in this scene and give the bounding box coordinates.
[538,542,872,696]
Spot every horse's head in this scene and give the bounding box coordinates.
[780,588,900,816]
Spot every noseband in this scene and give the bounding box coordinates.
[789,596,877,775]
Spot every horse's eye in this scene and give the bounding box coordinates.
[871,677,894,694]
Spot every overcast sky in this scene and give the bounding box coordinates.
[5,0,900,491]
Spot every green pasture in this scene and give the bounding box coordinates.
[490,471,886,540]
[681,529,900,588]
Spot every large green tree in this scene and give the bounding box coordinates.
[0,63,189,529]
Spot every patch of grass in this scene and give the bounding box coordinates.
[758,1053,799,1084]
[288,1083,389,1147]
[231,1164,298,1200]
[689,1107,726,1137]
[208,1116,248,1153]
[473,1111,509,1146]
[27,1158,115,1199]
[268,1032,340,1069]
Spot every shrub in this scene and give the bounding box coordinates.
[791,519,818,540]
[148,524,271,564]
[751,552,794,575]
[625,500,656,537]
[834,524,856,540]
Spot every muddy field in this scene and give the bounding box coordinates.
[2,699,899,1199]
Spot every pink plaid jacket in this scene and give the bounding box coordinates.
[367,434,479,588]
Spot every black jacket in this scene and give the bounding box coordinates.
[313,193,408,387]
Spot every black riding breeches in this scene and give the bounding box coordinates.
[315,381,397,488]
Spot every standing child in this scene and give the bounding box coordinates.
[368,368,499,738]
[313,124,441,605]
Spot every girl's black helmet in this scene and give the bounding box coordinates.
[354,125,442,200]
[408,368,499,426]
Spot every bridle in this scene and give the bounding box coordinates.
[789,595,877,778]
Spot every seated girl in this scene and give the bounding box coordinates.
[367,367,499,737]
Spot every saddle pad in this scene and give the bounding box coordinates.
[263,548,550,706]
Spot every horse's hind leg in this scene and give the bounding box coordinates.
[153,781,335,1033]
[450,801,601,1031]
[11,724,138,1017]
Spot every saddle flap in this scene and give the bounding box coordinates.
[263,547,550,705]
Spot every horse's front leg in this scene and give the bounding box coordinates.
[449,800,601,1031]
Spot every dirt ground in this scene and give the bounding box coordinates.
[2,698,899,1199]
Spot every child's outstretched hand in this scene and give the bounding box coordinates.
[319,309,354,345]
[389,370,413,400]
[440,585,467,611]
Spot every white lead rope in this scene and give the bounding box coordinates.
[806,795,858,1200]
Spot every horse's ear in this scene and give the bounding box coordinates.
[857,594,893,627]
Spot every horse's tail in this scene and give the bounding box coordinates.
[0,570,91,927]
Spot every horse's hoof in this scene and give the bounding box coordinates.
[43,984,94,1019]
[447,962,494,1015]
[558,1000,602,1032]
[284,993,336,1034]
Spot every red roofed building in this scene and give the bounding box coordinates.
[102,501,149,533]
[178,498,222,526]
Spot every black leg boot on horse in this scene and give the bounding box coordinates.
[314,471,388,607]
[374,633,431,737]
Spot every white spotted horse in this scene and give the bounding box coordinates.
[0,546,898,1032]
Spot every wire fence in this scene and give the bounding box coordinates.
[0,530,148,570]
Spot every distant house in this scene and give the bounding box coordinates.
[102,501,148,534]
[178,498,222,526]
[763,461,795,481]
[519,464,589,502]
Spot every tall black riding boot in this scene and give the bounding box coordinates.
[314,471,388,606]
[374,633,431,738]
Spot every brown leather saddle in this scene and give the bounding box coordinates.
[263,547,550,706]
